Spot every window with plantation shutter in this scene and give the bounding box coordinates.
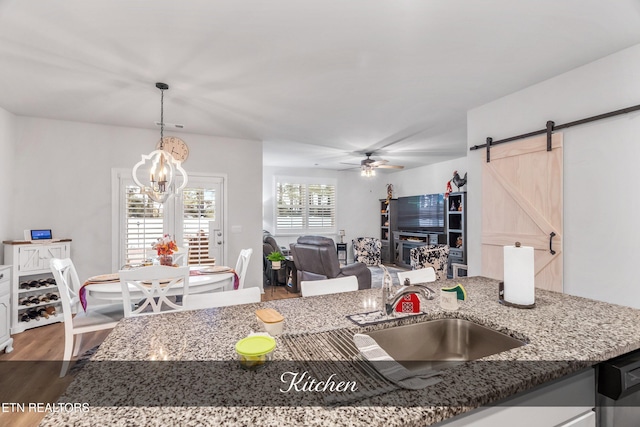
[275,177,336,234]
[124,185,165,265]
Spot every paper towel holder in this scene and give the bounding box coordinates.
[498,281,536,309]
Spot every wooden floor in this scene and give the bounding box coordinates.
[0,284,297,427]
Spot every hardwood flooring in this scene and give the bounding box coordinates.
[0,285,298,427]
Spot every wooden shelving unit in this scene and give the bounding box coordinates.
[446,192,467,278]
[379,199,397,264]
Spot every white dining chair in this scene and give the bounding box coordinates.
[183,287,261,310]
[50,258,124,377]
[396,267,437,286]
[300,276,359,297]
[118,265,190,317]
[171,246,188,266]
[234,248,253,289]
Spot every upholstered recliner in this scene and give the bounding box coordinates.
[263,234,288,286]
[352,237,382,266]
[409,244,450,280]
[289,236,372,290]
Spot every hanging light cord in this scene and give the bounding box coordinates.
[159,87,165,149]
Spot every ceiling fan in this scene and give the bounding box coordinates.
[358,152,404,176]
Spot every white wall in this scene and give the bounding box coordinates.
[467,43,640,308]
[262,166,385,261]
[0,107,16,262]
[391,157,468,197]
[10,117,263,289]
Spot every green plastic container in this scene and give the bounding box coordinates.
[235,335,276,370]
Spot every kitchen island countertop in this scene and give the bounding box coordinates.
[41,276,640,426]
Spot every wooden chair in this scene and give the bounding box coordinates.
[183,287,261,310]
[301,276,359,297]
[396,267,437,286]
[234,248,253,289]
[50,258,124,377]
[118,265,190,317]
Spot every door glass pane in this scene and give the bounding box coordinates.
[125,185,164,265]
[182,187,216,265]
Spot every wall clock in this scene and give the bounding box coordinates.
[157,136,189,163]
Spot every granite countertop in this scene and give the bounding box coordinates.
[41,277,640,426]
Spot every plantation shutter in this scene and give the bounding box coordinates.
[307,184,335,228]
[182,187,217,265]
[124,185,164,265]
[276,183,306,230]
[275,179,336,233]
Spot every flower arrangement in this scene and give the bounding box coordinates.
[152,234,178,256]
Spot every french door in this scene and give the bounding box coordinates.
[115,170,225,269]
[174,176,224,266]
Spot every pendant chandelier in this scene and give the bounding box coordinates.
[132,82,188,204]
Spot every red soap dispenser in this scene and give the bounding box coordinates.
[395,294,420,313]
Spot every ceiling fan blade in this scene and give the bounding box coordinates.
[370,159,389,167]
[376,164,404,169]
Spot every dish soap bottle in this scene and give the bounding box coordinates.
[380,264,393,315]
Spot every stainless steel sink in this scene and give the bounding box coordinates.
[365,318,525,372]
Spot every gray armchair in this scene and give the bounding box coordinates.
[289,236,371,290]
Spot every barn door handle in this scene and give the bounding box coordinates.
[549,232,556,255]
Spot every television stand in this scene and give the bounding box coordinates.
[394,231,446,269]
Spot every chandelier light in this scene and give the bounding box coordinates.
[132,82,188,204]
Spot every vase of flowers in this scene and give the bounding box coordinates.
[153,235,178,266]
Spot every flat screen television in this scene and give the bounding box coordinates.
[396,193,445,233]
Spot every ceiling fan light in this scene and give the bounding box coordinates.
[360,164,375,177]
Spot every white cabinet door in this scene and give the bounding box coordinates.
[0,293,9,343]
[17,246,44,272]
[40,244,68,264]
[17,243,69,273]
[0,266,11,348]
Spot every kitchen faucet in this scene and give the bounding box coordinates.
[380,265,435,316]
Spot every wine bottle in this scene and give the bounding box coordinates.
[37,307,50,319]
[45,306,56,316]
[39,294,50,303]
[46,293,59,301]
[20,313,30,322]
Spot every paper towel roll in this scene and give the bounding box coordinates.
[503,244,535,306]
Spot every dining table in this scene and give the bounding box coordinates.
[82,265,236,303]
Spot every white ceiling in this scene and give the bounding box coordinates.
[1,0,640,171]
